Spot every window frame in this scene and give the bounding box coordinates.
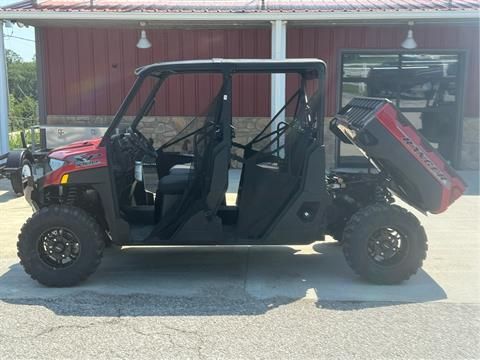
[336,49,467,169]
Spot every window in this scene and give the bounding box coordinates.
[338,51,464,167]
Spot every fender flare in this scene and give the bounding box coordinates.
[4,149,34,172]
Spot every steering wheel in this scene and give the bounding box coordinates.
[125,128,157,158]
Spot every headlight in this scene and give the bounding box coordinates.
[48,158,65,171]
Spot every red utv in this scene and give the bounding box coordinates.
[17,59,465,287]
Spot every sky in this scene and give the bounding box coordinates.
[1,0,36,61]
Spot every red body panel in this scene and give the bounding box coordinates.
[331,98,466,214]
[44,138,108,186]
[376,104,466,213]
[48,138,104,161]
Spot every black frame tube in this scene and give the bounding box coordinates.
[101,60,326,147]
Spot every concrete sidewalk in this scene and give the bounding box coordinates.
[0,175,479,359]
[0,173,479,304]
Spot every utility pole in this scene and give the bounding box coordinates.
[0,21,10,157]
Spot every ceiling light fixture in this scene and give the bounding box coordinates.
[402,21,418,49]
[136,22,152,49]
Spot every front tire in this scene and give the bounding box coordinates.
[17,205,105,287]
[342,203,427,284]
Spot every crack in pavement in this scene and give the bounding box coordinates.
[129,322,207,359]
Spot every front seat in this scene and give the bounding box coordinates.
[157,165,192,194]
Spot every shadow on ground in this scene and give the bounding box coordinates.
[0,179,19,203]
[0,191,15,203]
[0,243,447,316]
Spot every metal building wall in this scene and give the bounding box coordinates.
[42,23,479,118]
[287,23,479,117]
[42,27,271,118]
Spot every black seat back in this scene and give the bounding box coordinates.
[150,84,230,239]
[236,88,320,239]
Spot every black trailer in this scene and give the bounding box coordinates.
[0,130,35,195]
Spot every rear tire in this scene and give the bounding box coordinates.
[17,205,105,287]
[10,158,32,195]
[342,203,427,284]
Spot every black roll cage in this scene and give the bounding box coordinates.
[101,59,327,146]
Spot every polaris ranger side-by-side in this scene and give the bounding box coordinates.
[17,59,466,287]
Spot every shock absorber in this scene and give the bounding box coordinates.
[64,186,78,205]
[374,184,394,204]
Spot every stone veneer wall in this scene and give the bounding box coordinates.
[460,117,480,170]
[46,115,477,170]
[46,115,274,168]
[322,116,480,170]
[47,115,114,127]
[323,117,337,169]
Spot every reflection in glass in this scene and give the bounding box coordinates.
[397,54,458,109]
[339,52,461,165]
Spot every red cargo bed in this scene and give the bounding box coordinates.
[330,97,466,214]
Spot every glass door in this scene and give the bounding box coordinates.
[338,51,465,168]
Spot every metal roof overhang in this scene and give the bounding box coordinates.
[1,9,479,27]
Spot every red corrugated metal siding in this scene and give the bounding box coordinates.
[43,24,479,118]
[287,24,479,117]
[42,28,271,117]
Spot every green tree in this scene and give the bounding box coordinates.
[5,50,38,131]
[9,94,38,130]
[7,50,37,100]
[6,49,22,64]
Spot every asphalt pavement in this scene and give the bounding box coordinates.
[0,175,479,359]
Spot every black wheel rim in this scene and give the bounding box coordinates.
[38,228,81,268]
[367,227,408,266]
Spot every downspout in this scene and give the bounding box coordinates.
[35,27,47,148]
[270,20,287,145]
[0,22,9,157]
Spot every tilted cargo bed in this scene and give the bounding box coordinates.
[330,97,466,214]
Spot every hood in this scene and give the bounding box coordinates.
[48,138,103,161]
